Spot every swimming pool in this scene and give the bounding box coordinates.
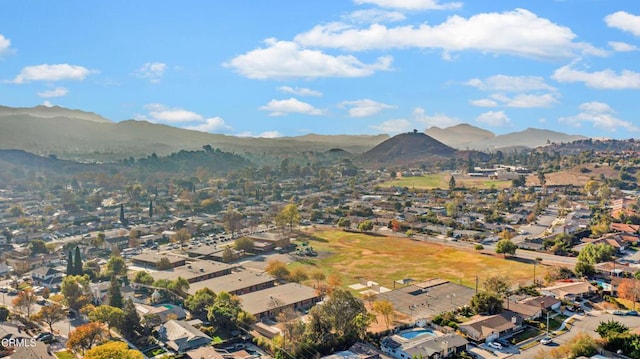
[399,329,435,339]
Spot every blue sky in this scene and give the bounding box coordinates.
[1,1,639,138]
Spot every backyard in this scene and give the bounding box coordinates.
[290,229,547,290]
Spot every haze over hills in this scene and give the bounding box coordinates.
[0,105,112,124]
[0,105,387,161]
[0,105,592,164]
[426,124,587,152]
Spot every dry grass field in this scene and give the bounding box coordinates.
[380,173,512,190]
[289,229,547,290]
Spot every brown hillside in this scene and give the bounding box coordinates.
[357,131,456,167]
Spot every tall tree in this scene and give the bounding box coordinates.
[105,256,127,276]
[108,276,123,309]
[184,288,216,321]
[276,203,300,232]
[207,291,242,331]
[67,322,108,354]
[495,238,517,257]
[61,275,92,311]
[85,341,143,359]
[470,292,503,315]
[223,205,243,237]
[148,200,153,219]
[372,300,395,329]
[32,302,66,332]
[67,250,74,275]
[74,246,83,276]
[119,298,141,341]
[88,305,125,333]
[449,175,456,191]
[313,289,367,337]
[12,289,37,317]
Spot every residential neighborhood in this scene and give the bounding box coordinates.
[0,142,640,359]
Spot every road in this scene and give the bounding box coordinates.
[512,312,640,359]
[408,232,577,267]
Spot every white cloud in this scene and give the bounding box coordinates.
[552,63,640,89]
[278,86,322,97]
[258,98,325,116]
[186,117,232,133]
[295,9,603,58]
[465,74,556,92]
[608,41,638,52]
[42,101,54,107]
[370,118,413,133]
[0,34,12,55]
[340,99,396,117]
[257,131,282,138]
[236,131,283,138]
[225,38,392,79]
[489,93,559,108]
[605,11,640,37]
[413,107,460,127]
[354,0,462,10]
[144,103,203,123]
[558,102,639,132]
[37,87,69,98]
[476,110,511,127]
[12,64,92,84]
[470,98,498,107]
[135,62,167,83]
[344,9,407,23]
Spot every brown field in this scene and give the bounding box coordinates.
[526,163,619,187]
[289,229,547,290]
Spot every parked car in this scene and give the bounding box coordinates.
[497,338,511,347]
[488,342,502,350]
[626,311,638,316]
[36,332,54,343]
[540,337,552,345]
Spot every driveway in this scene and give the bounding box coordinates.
[512,312,640,359]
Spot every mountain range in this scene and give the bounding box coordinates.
[425,124,587,152]
[0,105,589,163]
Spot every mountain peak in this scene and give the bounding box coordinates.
[0,105,112,124]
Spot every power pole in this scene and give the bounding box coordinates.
[475,276,479,294]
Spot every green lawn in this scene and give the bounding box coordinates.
[510,327,543,344]
[380,173,512,190]
[54,351,75,359]
[289,229,546,289]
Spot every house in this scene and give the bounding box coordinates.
[30,267,64,289]
[375,279,476,320]
[150,260,234,284]
[105,235,129,251]
[187,269,276,296]
[0,322,56,358]
[459,311,524,343]
[541,281,597,301]
[239,283,320,320]
[323,342,392,359]
[381,331,468,359]
[520,296,562,312]
[185,346,225,359]
[131,253,186,269]
[137,303,187,322]
[90,281,138,305]
[158,319,211,353]
[611,223,640,234]
[503,300,542,320]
